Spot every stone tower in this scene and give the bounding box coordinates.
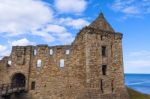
[0,13,129,99]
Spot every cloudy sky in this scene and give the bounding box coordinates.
[0,0,150,74]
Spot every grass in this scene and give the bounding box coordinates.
[127,88,150,99]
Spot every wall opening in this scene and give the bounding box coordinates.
[31,81,36,90]
[111,45,113,58]
[50,49,53,55]
[7,60,12,66]
[66,49,70,55]
[11,73,26,87]
[102,65,107,75]
[101,35,103,40]
[102,46,106,56]
[111,80,114,92]
[37,59,42,68]
[100,79,103,93]
[34,49,37,55]
[59,59,64,68]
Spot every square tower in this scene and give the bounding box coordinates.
[72,13,128,98]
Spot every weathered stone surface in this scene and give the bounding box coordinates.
[0,13,129,99]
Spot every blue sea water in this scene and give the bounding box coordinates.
[125,74,150,95]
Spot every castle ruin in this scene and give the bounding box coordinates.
[0,13,129,99]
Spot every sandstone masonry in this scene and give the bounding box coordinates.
[0,13,130,99]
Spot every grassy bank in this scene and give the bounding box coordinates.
[127,88,150,99]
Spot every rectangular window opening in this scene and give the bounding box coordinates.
[49,49,53,55]
[102,65,107,75]
[66,49,70,55]
[102,46,106,56]
[37,59,42,67]
[8,60,12,65]
[34,49,37,55]
[31,81,35,90]
[59,59,64,68]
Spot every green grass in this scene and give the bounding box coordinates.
[127,88,150,99]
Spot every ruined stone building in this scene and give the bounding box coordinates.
[0,13,129,99]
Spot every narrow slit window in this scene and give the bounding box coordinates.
[60,59,64,68]
[31,81,35,90]
[34,49,37,55]
[111,80,114,92]
[37,59,42,67]
[100,79,103,93]
[111,45,113,57]
[102,65,107,75]
[102,46,106,56]
[50,49,53,55]
[66,49,70,55]
[8,60,12,65]
[101,35,103,40]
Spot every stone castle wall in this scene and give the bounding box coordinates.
[0,14,129,99]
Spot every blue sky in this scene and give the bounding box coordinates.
[0,0,150,73]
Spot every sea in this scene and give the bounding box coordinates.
[125,74,150,95]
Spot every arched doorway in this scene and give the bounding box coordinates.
[11,73,26,87]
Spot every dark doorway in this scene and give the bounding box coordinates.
[11,73,26,87]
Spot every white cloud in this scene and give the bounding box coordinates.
[124,60,150,73]
[126,60,150,67]
[110,0,150,17]
[32,24,74,44]
[46,24,67,33]
[0,0,53,36]
[111,0,123,11]
[32,30,55,42]
[0,45,7,55]
[45,24,74,44]
[0,45,6,52]
[0,0,84,43]
[0,45,10,57]
[11,38,35,46]
[111,0,137,14]
[54,0,87,13]
[124,50,150,73]
[0,0,90,57]
[128,50,150,57]
[122,6,139,14]
[56,32,74,44]
[59,17,89,29]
